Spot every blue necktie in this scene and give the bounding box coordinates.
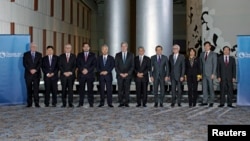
[31,52,35,62]
[158,55,161,64]
[123,53,126,64]
[103,56,107,66]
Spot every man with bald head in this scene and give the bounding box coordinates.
[169,44,185,107]
[23,42,42,107]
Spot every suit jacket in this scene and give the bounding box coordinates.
[217,55,236,81]
[97,55,115,82]
[77,52,96,80]
[150,55,169,79]
[200,51,217,77]
[169,54,185,81]
[23,51,42,79]
[185,57,201,77]
[59,53,76,79]
[134,55,151,82]
[115,52,134,79]
[42,55,59,80]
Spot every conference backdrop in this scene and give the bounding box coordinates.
[0,35,30,105]
[237,35,250,106]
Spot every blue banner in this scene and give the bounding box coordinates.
[0,35,30,105]
[237,35,250,106]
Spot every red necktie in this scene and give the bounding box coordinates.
[85,53,88,61]
[205,52,208,61]
[66,54,69,63]
[225,56,228,66]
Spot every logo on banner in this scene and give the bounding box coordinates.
[0,52,23,58]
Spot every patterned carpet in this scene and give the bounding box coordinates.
[0,98,250,141]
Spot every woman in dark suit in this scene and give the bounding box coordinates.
[185,48,201,107]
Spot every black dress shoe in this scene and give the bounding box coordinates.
[143,104,147,107]
[209,103,213,107]
[160,103,163,107]
[218,104,225,107]
[69,104,74,108]
[193,104,196,107]
[154,103,158,107]
[45,105,49,107]
[124,104,129,107]
[61,105,66,108]
[227,105,235,108]
[136,104,141,107]
[199,103,208,106]
[98,104,104,107]
[171,103,175,107]
[77,104,83,107]
[89,104,94,107]
[35,104,40,108]
[118,104,124,107]
[108,104,114,107]
[178,104,182,107]
[26,105,32,107]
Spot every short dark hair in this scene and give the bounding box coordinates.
[82,42,89,46]
[187,48,196,57]
[46,46,53,50]
[138,47,144,50]
[223,46,230,51]
[155,45,163,51]
[203,41,211,46]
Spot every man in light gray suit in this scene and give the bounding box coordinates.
[169,44,185,107]
[199,41,217,107]
[150,45,169,107]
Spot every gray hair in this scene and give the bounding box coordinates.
[121,42,128,47]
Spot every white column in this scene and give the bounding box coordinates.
[104,0,130,57]
[136,0,173,57]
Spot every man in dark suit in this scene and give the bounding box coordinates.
[115,42,134,107]
[42,46,59,107]
[77,43,97,107]
[169,44,185,107]
[59,44,76,108]
[23,42,42,107]
[97,44,115,107]
[150,45,169,107]
[134,47,151,107]
[217,46,236,108]
[199,41,217,107]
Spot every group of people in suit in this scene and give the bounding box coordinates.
[22,41,236,108]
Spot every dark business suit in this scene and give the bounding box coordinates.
[134,55,151,106]
[97,55,115,106]
[200,51,217,104]
[169,54,185,105]
[42,55,59,106]
[115,52,134,105]
[59,53,76,107]
[150,55,169,105]
[77,52,97,106]
[23,51,42,106]
[217,55,236,106]
[185,57,200,106]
